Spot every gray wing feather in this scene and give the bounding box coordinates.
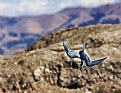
[63,42,80,59]
[83,42,87,50]
[84,52,107,67]
[91,57,107,66]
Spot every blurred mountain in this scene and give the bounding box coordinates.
[0,24,121,93]
[0,3,121,56]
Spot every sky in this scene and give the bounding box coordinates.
[0,0,121,16]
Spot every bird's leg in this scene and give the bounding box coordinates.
[70,58,73,67]
[79,60,83,75]
[79,60,83,69]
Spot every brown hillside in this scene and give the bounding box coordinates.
[0,24,121,93]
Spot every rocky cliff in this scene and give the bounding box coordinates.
[0,24,121,93]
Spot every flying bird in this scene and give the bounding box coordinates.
[63,41,107,67]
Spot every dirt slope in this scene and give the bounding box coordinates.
[0,24,121,93]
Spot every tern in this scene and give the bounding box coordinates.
[63,41,107,67]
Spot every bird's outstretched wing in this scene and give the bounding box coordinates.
[83,42,88,50]
[91,57,107,66]
[84,51,107,67]
[63,41,80,59]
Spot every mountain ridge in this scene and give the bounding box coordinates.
[0,3,121,56]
